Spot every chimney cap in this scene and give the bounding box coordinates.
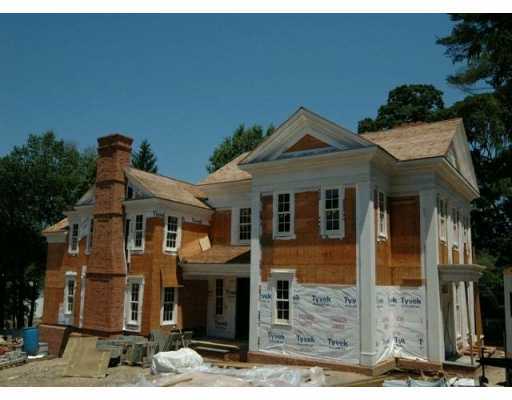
[97,133,134,148]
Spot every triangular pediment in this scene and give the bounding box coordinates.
[448,123,479,191]
[243,107,372,164]
[284,134,331,153]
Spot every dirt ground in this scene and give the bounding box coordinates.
[0,356,507,387]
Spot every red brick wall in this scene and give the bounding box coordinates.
[260,188,357,284]
[42,238,89,327]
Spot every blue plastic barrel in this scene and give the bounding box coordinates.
[23,326,39,355]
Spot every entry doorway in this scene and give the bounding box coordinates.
[235,278,250,339]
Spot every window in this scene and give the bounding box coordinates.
[86,218,94,253]
[452,208,459,246]
[215,279,224,315]
[165,216,178,251]
[438,196,448,242]
[126,185,134,199]
[134,214,144,250]
[69,223,79,254]
[275,280,290,323]
[325,188,340,232]
[377,191,387,238]
[64,275,76,315]
[239,208,251,242]
[274,192,294,237]
[127,279,143,326]
[161,287,176,324]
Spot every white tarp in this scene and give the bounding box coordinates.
[151,348,204,374]
[375,286,427,362]
[258,283,359,364]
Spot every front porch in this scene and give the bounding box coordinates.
[439,263,485,368]
[179,245,251,344]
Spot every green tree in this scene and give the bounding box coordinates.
[0,132,96,329]
[437,15,512,119]
[207,124,274,173]
[357,84,447,133]
[438,15,512,267]
[132,139,158,173]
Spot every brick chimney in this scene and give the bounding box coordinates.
[83,134,133,334]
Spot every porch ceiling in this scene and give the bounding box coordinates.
[438,263,485,283]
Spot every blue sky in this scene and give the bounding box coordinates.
[0,14,462,182]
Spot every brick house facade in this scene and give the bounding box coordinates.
[41,107,483,370]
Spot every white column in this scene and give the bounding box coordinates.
[420,189,445,362]
[248,191,262,352]
[357,181,377,367]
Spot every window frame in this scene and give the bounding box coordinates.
[132,214,145,251]
[452,207,459,247]
[320,187,345,238]
[125,277,144,330]
[160,287,178,325]
[238,207,252,243]
[163,214,181,253]
[273,192,295,239]
[270,269,295,327]
[86,218,94,254]
[64,272,77,316]
[376,190,388,239]
[68,222,80,255]
[215,278,224,316]
[438,196,448,243]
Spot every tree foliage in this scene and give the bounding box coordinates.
[358,84,447,133]
[437,15,512,116]
[0,132,96,329]
[206,124,274,173]
[132,139,158,173]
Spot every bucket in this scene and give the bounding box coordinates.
[23,326,39,355]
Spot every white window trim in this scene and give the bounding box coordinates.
[272,191,295,240]
[320,186,345,239]
[438,196,448,243]
[125,276,144,331]
[64,272,77,316]
[160,286,178,325]
[376,190,387,240]
[270,269,295,327]
[131,214,146,252]
[452,207,460,247]
[215,278,224,317]
[232,207,252,245]
[68,222,80,255]
[162,214,182,254]
[85,217,94,255]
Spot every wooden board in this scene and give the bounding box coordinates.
[63,336,111,378]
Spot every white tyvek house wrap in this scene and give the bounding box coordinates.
[258,283,360,364]
[375,286,427,363]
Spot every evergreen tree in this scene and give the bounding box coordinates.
[132,139,158,173]
[207,124,274,173]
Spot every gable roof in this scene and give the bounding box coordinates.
[198,152,252,185]
[242,107,372,164]
[125,167,210,209]
[360,118,461,161]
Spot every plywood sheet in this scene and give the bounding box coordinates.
[63,336,111,378]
